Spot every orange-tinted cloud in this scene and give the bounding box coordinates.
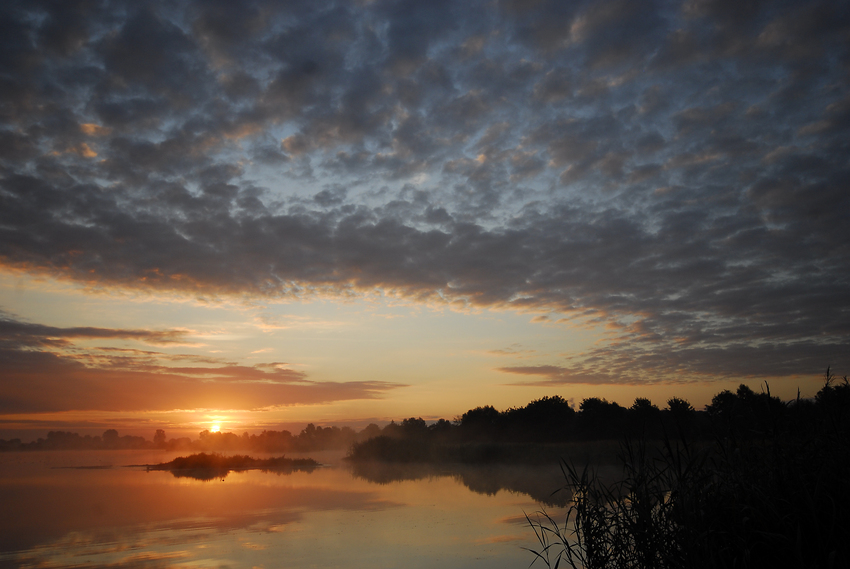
[0,318,190,348]
[0,316,404,413]
[79,123,112,136]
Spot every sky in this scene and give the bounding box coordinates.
[1,0,848,439]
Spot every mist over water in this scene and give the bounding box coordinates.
[0,450,575,568]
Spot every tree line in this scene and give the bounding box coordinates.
[0,423,370,453]
[3,371,847,456]
[349,373,850,461]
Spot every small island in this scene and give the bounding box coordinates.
[138,453,320,480]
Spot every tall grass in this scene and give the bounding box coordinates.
[526,438,711,569]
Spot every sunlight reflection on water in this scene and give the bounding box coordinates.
[0,450,572,569]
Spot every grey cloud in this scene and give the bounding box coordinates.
[314,186,347,207]
[377,0,460,74]
[533,68,574,103]
[570,0,668,69]
[509,151,546,182]
[673,102,739,136]
[498,0,583,53]
[757,1,850,60]
[190,0,272,64]
[499,365,621,385]
[0,0,847,383]
[98,8,209,104]
[0,318,190,349]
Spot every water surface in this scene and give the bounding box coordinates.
[0,450,573,568]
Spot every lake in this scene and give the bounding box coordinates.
[0,450,576,569]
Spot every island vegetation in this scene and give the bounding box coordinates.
[139,453,319,481]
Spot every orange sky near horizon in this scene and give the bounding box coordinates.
[0,269,826,441]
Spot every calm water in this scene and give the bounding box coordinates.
[0,450,575,569]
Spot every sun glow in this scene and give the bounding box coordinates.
[211,424,220,433]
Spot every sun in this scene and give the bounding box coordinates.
[210,424,220,433]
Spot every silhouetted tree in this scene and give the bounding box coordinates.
[382,421,404,438]
[102,429,119,448]
[401,417,428,438]
[428,418,456,442]
[664,396,696,436]
[706,383,785,440]
[359,423,382,441]
[460,406,501,441]
[628,397,661,437]
[578,398,626,439]
[666,397,693,416]
[504,396,576,441]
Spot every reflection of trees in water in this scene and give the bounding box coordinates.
[348,461,574,507]
[167,465,319,481]
[169,467,230,481]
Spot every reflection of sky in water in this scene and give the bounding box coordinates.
[0,451,569,568]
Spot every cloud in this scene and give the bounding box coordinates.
[0,0,847,384]
[498,365,621,385]
[488,344,537,358]
[0,318,191,348]
[0,315,404,413]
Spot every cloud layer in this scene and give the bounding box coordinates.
[0,315,402,412]
[1,0,848,390]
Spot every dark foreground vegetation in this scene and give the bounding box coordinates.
[527,369,850,569]
[139,453,319,481]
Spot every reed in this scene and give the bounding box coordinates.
[526,438,708,569]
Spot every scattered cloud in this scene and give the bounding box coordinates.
[0,317,191,348]
[0,315,404,413]
[488,344,537,358]
[0,0,847,386]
